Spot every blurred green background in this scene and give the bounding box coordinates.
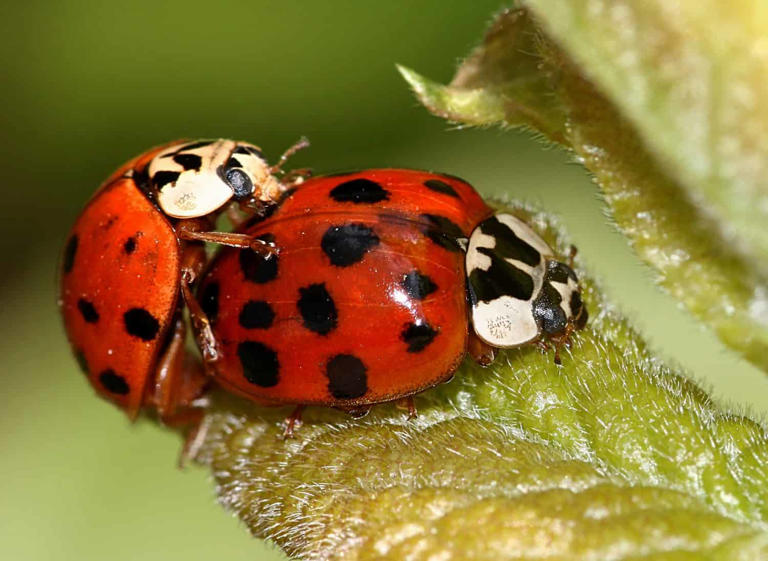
[3,2,768,560]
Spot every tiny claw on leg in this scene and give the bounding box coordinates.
[283,405,306,439]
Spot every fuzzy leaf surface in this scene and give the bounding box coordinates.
[399,6,768,374]
[196,209,768,560]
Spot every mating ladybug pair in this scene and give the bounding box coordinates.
[59,138,587,432]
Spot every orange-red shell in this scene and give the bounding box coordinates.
[59,142,186,417]
[199,169,492,408]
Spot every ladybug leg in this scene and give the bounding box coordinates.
[283,405,306,439]
[177,225,278,258]
[468,333,497,366]
[568,244,578,268]
[281,168,313,186]
[269,136,310,175]
[151,315,209,420]
[396,396,418,420]
[179,243,221,368]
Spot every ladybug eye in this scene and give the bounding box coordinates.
[225,168,254,200]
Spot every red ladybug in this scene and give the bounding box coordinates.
[197,169,587,433]
[59,138,307,421]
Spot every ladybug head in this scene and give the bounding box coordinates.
[147,139,281,219]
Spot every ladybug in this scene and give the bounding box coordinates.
[196,169,587,433]
[59,138,308,421]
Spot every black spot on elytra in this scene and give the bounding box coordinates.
[546,260,578,284]
[468,249,535,303]
[200,282,219,324]
[123,236,137,254]
[401,270,437,300]
[152,170,181,189]
[423,179,460,198]
[99,369,130,395]
[77,298,99,323]
[532,282,567,335]
[239,300,275,329]
[173,153,202,171]
[238,341,279,387]
[321,224,379,267]
[297,283,338,335]
[419,214,465,252]
[479,215,541,267]
[326,354,368,399]
[180,140,215,151]
[401,321,439,353]
[239,236,278,283]
[123,308,160,341]
[329,178,390,204]
[63,235,78,273]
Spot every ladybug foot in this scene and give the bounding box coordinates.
[396,396,418,421]
[282,405,306,439]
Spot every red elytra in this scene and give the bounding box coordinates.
[59,138,306,421]
[197,170,495,417]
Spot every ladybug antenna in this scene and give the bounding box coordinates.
[270,137,310,175]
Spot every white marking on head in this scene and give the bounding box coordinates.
[466,213,557,348]
[148,139,279,219]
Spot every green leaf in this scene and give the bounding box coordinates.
[398,6,768,374]
[195,209,768,560]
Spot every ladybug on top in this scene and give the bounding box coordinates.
[60,137,587,429]
[59,138,308,422]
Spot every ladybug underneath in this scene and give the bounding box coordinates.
[59,138,308,421]
[196,169,587,434]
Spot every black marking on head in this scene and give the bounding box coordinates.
[180,140,215,151]
[570,289,584,320]
[226,157,242,169]
[77,298,99,324]
[123,236,137,254]
[200,282,220,324]
[479,216,541,267]
[401,321,439,353]
[239,300,275,329]
[423,179,460,198]
[321,223,380,267]
[401,270,437,300]
[532,282,567,335]
[238,341,279,387]
[63,235,78,273]
[420,214,465,252]
[99,369,130,395]
[468,249,535,303]
[74,349,89,375]
[326,354,368,399]
[152,170,181,189]
[297,283,338,335]
[239,237,278,283]
[237,145,265,159]
[547,260,578,284]
[173,153,202,171]
[329,178,390,204]
[225,168,253,200]
[123,308,160,341]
